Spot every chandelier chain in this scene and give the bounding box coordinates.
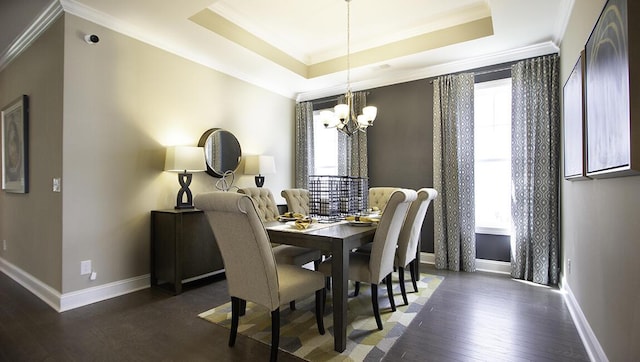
[346,0,351,91]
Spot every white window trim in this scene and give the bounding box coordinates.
[476,226,512,236]
[474,77,512,237]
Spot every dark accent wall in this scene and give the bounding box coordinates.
[366,79,435,252]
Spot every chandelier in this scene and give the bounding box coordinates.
[320,0,377,136]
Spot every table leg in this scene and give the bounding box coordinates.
[331,241,349,352]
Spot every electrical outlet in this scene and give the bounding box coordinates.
[90,271,97,281]
[567,259,572,275]
[80,260,92,275]
[2,240,6,251]
[53,178,61,192]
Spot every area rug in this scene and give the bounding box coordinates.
[198,273,443,361]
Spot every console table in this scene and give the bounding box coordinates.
[150,209,224,294]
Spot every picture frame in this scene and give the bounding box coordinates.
[584,0,637,177]
[563,51,589,180]
[2,95,29,193]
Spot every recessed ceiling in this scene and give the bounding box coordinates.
[1,0,572,100]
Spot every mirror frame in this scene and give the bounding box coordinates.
[197,128,242,178]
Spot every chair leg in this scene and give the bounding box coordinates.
[239,299,247,316]
[270,308,280,362]
[354,281,360,297]
[229,297,240,347]
[385,274,396,312]
[398,267,408,306]
[371,284,383,330]
[315,289,325,335]
[410,259,418,293]
[322,287,327,316]
[289,301,296,310]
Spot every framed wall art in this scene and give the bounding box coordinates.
[584,0,640,177]
[1,95,29,193]
[563,51,589,180]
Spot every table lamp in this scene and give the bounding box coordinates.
[165,146,206,209]
[244,155,276,187]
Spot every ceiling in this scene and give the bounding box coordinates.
[0,0,572,100]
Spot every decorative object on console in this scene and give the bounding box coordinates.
[244,155,276,188]
[164,146,206,209]
[319,0,377,136]
[215,170,237,192]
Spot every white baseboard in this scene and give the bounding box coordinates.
[419,252,511,274]
[0,257,63,311]
[560,275,608,362]
[59,274,150,312]
[0,256,150,313]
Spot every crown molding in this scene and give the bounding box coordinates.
[2,0,562,103]
[0,0,64,72]
[296,41,560,102]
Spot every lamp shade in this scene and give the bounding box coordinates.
[164,146,206,172]
[244,155,276,175]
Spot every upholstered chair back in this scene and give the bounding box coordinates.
[281,189,310,215]
[368,189,416,284]
[396,188,438,268]
[368,187,400,213]
[194,192,281,311]
[238,187,280,222]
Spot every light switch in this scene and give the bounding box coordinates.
[53,178,61,192]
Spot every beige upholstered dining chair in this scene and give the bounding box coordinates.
[238,187,322,310]
[319,189,416,330]
[238,187,321,266]
[194,192,325,362]
[394,188,438,305]
[281,188,310,215]
[354,188,438,305]
[368,187,400,213]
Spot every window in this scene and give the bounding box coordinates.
[312,109,339,175]
[474,78,512,235]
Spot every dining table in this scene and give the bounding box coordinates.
[265,220,376,353]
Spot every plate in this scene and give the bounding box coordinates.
[348,221,373,227]
[278,216,298,222]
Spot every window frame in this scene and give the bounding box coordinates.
[473,77,512,236]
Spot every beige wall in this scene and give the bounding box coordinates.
[61,14,294,293]
[1,12,293,295]
[0,17,64,291]
[560,1,640,360]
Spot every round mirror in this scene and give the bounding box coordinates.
[198,128,242,177]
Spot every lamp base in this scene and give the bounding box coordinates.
[254,175,265,188]
[175,172,195,209]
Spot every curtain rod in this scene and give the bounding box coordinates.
[429,66,513,84]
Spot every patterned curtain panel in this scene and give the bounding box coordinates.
[336,91,369,177]
[510,54,560,285]
[433,73,476,272]
[295,102,315,188]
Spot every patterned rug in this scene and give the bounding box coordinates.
[198,273,443,361]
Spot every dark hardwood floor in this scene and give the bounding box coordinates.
[0,265,588,361]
